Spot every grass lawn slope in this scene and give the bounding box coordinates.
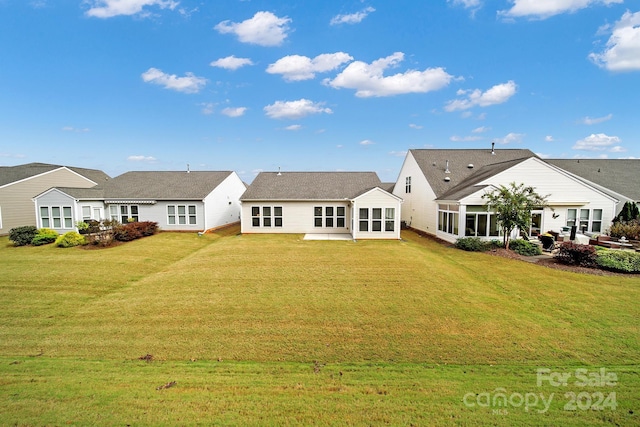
[1,226,638,426]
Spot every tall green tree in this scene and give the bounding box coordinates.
[482,182,548,249]
[613,201,640,223]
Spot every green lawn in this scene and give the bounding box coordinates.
[1,227,638,426]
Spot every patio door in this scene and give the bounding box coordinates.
[530,211,542,237]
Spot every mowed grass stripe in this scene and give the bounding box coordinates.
[10,227,633,365]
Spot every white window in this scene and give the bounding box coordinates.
[567,208,602,233]
[167,205,197,225]
[358,207,395,232]
[39,206,73,229]
[109,205,139,223]
[82,206,91,221]
[314,206,346,228]
[438,204,459,235]
[464,206,499,237]
[251,206,282,228]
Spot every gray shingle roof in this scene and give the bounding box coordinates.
[410,148,537,199]
[240,171,382,201]
[438,158,531,201]
[0,162,110,187]
[546,159,640,201]
[103,171,234,200]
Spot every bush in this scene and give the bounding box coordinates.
[608,219,640,240]
[509,239,542,256]
[554,242,598,268]
[596,249,640,273]
[9,226,38,246]
[55,231,86,248]
[31,228,58,246]
[455,237,490,252]
[114,221,158,242]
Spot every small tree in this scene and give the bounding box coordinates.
[613,201,639,223]
[482,182,548,250]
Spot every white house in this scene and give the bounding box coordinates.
[33,170,246,233]
[240,171,403,239]
[394,148,620,243]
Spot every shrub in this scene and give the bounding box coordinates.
[596,249,640,273]
[509,239,542,256]
[608,219,640,240]
[554,242,598,268]
[455,237,490,252]
[9,226,38,246]
[76,221,89,234]
[31,228,58,246]
[55,231,86,248]
[114,221,158,242]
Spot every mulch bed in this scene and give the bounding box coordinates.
[486,248,630,277]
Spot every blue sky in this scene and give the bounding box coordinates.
[0,0,638,182]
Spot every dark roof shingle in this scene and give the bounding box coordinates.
[240,172,382,201]
[0,162,109,187]
[410,149,537,199]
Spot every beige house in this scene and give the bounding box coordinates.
[0,163,109,235]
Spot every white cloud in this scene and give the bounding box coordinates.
[444,80,517,111]
[409,124,423,129]
[330,6,375,25]
[284,124,302,131]
[389,150,408,157]
[85,0,179,18]
[325,52,453,97]
[573,133,621,151]
[266,52,353,81]
[221,107,247,117]
[545,135,555,142]
[214,11,291,47]
[590,11,640,72]
[200,103,215,115]
[359,139,375,145]
[263,99,332,120]
[450,135,484,142]
[610,145,627,153]
[495,132,525,144]
[499,0,622,20]
[141,68,206,94]
[127,155,157,162]
[472,126,491,133]
[210,55,254,70]
[62,126,90,133]
[580,113,613,125]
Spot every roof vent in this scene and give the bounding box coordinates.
[445,160,450,174]
[467,164,474,168]
[187,163,190,173]
[491,142,495,155]
[444,176,451,182]
[277,167,282,176]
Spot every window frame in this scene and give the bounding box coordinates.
[39,205,74,230]
[251,205,283,228]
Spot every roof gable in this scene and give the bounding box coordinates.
[240,172,382,201]
[0,162,109,188]
[409,148,537,199]
[546,159,640,201]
